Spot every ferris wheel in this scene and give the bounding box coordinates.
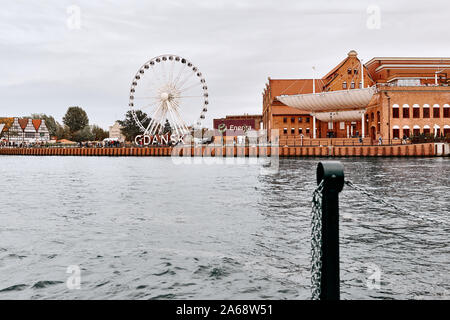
[128,54,209,136]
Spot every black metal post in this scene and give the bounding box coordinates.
[316,161,344,300]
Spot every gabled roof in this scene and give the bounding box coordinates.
[268,79,324,99]
[322,56,351,80]
[18,118,28,130]
[32,119,42,131]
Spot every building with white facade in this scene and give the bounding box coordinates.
[109,121,126,142]
[0,117,50,144]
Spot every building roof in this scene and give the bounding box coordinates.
[271,105,311,115]
[267,79,324,99]
[18,118,28,130]
[32,119,42,131]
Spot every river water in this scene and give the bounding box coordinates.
[0,156,448,300]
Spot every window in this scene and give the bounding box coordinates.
[433,105,440,118]
[358,82,362,89]
[306,117,310,123]
[340,122,345,130]
[298,117,302,123]
[435,128,441,137]
[306,128,310,134]
[350,82,355,89]
[402,105,410,118]
[283,128,287,134]
[413,107,420,118]
[291,128,295,134]
[423,105,430,118]
[444,105,450,118]
[423,127,431,135]
[354,69,358,74]
[347,68,352,74]
[371,112,374,121]
[291,117,295,123]
[283,117,287,123]
[393,128,400,139]
[413,128,420,136]
[395,79,421,86]
[377,112,381,133]
[393,105,399,118]
[298,128,303,134]
[342,82,347,89]
[403,128,410,137]
[328,122,333,130]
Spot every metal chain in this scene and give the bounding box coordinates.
[344,180,449,226]
[311,179,324,300]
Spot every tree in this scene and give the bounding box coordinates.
[92,125,109,141]
[63,106,89,133]
[117,110,151,141]
[31,113,58,137]
[55,123,71,140]
[72,126,94,143]
[163,119,172,134]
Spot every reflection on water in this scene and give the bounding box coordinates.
[0,156,448,299]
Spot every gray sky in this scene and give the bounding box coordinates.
[1,0,449,129]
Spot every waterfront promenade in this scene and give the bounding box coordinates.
[0,142,448,157]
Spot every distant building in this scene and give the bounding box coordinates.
[109,121,126,142]
[0,117,50,143]
[213,114,262,136]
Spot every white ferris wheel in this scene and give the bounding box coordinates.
[128,54,209,136]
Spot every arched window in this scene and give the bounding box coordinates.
[423,125,431,135]
[413,104,420,118]
[444,125,450,137]
[402,104,410,118]
[392,104,399,118]
[423,104,430,118]
[376,111,381,133]
[413,125,420,136]
[434,125,441,137]
[402,125,410,138]
[444,104,450,118]
[393,125,400,139]
[433,104,440,118]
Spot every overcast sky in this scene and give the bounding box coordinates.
[1,0,449,129]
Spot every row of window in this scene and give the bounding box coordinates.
[393,128,450,138]
[283,128,311,135]
[342,82,363,89]
[392,104,450,119]
[283,117,311,123]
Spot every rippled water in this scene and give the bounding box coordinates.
[0,156,448,300]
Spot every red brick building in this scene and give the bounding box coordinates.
[213,114,262,136]
[263,51,450,145]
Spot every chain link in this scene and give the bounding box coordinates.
[311,179,324,300]
[344,180,448,226]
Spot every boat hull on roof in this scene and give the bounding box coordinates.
[277,86,376,112]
